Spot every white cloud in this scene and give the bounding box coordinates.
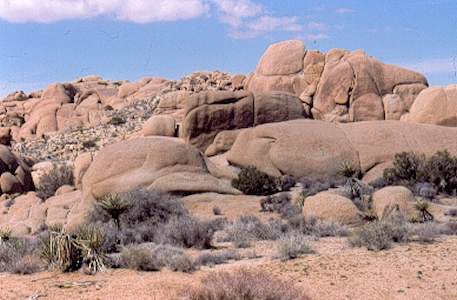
[0,0,327,40]
[0,0,209,23]
[336,7,354,14]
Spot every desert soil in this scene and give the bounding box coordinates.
[1,236,457,300]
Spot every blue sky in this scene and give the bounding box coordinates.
[0,0,456,98]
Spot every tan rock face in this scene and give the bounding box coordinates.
[303,192,361,225]
[180,90,304,151]
[228,119,457,179]
[372,186,415,219]
[141,115,176,137]
[82,137,240,199]
[402,85,457,126]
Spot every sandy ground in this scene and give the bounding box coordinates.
[2,194,456,300]
[1,236,457,300]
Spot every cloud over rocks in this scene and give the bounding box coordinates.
[0,0,328,40]
[0,0,209,23]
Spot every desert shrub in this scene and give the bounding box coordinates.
[90,189,188,246]
[212,206,222,216]
[183,268,309,300]
[36,164,74,200]
[108,115,126,125]
[383,152,426,186]
[441,221,457,235]
[260,193,291,214]
[1,238,41,273]
[300,217,349,237]
[12,255,43,275]
[277,175,296,192]
[383,211,410,242]
[277,232,313,261]
[349,221,393,251]
[223,216,285,248]
[151,244,195,273]
[414,182,437,200]
[445,208,457,217]
[120,243,195,272]
[350,212,410,251]
[232,166,279,196]
[410,223,440,243]
[155,216,215,249]
[298,176,346,197]
[120,245,160,271]
[424,150,457,194]
[195,250,241,267]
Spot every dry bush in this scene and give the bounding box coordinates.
[120,245,160,271]
[223,216,286,248]
[410,222,440,243]
[36,164,74,200]
[277,232,313,261]
[155,216,215,249]
[183,268,309,300]
[195,250,241,267]
[0,238,41,274]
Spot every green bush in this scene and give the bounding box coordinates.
[383,152,426,186]
[232,166,279,196]
[424,150,457,193]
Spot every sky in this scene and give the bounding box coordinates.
[0,0,456,98]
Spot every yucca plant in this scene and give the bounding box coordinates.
[41,226,82,272]
[74,225,107,274]
[338,161,360,178]
[41,225,107,273]
[0,227,12,243]
[98,194,130,229]
[414,200,434,223]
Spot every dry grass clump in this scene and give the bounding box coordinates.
[0,237,42,274]
[183,268,310,300]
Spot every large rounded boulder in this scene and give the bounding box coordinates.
[372,186,415,219]
[303,192,361,225]
[402,85,457,126]
[82,137,240,199]
[0,145,34,195]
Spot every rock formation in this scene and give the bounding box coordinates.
[246,40,428,122]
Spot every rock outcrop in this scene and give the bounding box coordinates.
[402,85,457,126]
[180,90,304,150]
[227,119,457,179]
[246,40,428,122]
[81,137,240,199]
[371,186,415,219]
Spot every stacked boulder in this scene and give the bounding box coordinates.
[246,40,428,122]
[0,145,34,195]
